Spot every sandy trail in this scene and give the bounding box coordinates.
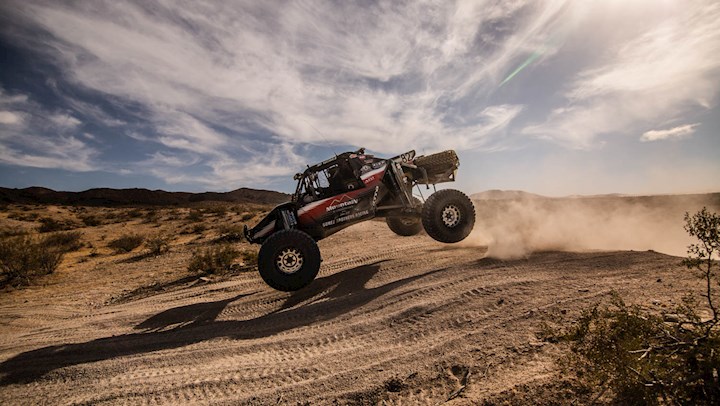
[0,221,697,405]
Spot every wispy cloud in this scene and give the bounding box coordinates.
[0,88,98,171]
[522,1,720,148]
[1,1,718,193]
[641,123,699,142]
[0,0,571,188]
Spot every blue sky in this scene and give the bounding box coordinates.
[0,0,718,196]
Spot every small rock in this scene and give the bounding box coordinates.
[560,309,567,315]
[664,313,680,323]
[496,298,505,305]
[656,278,662,283]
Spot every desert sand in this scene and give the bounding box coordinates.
[0,194,717,404]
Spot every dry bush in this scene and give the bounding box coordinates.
[44,231,84,252]
[108,234,145,254]
[216,224,245,242]
[79,214,101,227]
[38,217,78,233]
[186,209,204,222]
[187,244,239,274]
[142,209,159,224]
[240,212,254,221]
[145,235,170,256]
[240,248,258,266]
[0,236,63,287]
[125,208,144,219]
[206,205,228,216]
[8,211,39,222]
[561,208,720,405]
[0,226,29,239]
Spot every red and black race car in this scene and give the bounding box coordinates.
[244,148,475,291]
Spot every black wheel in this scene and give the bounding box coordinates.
[421,189,475,243]
[258,229,321,291]
[386,216,422,236]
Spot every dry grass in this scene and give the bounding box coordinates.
[0,202,268,291]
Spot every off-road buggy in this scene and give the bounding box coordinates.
[244,148,475,291]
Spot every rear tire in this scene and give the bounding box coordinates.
[258,229,321,291]
[386,216,422,236]
[422,189,475,243]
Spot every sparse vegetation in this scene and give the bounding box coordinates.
[142,209,159,224]
[559,208,720,405]
[216,224,245,242]
[239,248,258,266]
[38,217,78,233]
[79,214,101,227]
[107,234,145,254]
[145,235,170,256]
[187,244,239,274]
[0,226,28,238]
[8,211,39,222]
[43,231,84,253]
[0,235,64,287]
[186,209,203,222]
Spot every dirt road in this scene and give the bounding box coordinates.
[0,221,697,405]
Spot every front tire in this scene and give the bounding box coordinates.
[422,189,475,243]
[258,229,321,291]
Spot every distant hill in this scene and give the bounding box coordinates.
[0,186,289,206]
[471,190,546,200]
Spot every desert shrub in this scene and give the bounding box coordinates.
[186,209,204,222]
[142,209,159,224]
[145,235,170,256]
[8,211,39,222]
[0,226,28,238]
[43,231,84,252]
[564,208,720,405]
[240,248,258,266]
[240,212,254,221]
[206,205,228,216]
[216,224,245,242]
[0,236,63,286]
[107,234,145,253]
[125,208,143,219]
[190,223,206,234]
[79,214,101,227]
[187,244,239,274]
[38,217,78,233]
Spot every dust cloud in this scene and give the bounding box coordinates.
[463,194,720,259]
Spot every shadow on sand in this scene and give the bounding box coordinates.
[0,262,447,385]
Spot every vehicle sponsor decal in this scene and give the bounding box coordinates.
[361,165,385,185]
[322,209,370,228]
[297,197,332,216]
[326,195,359,212]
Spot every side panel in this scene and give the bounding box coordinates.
[297,164,387,239]
[245,202,295,243]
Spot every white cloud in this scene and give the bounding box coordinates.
[0,111,23,125]
[640,123,699,142]
[522,1,720,148]
[0,89,98,171]
[0,136,97,171]
[3,1,564,158]
[48,113,81,128]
